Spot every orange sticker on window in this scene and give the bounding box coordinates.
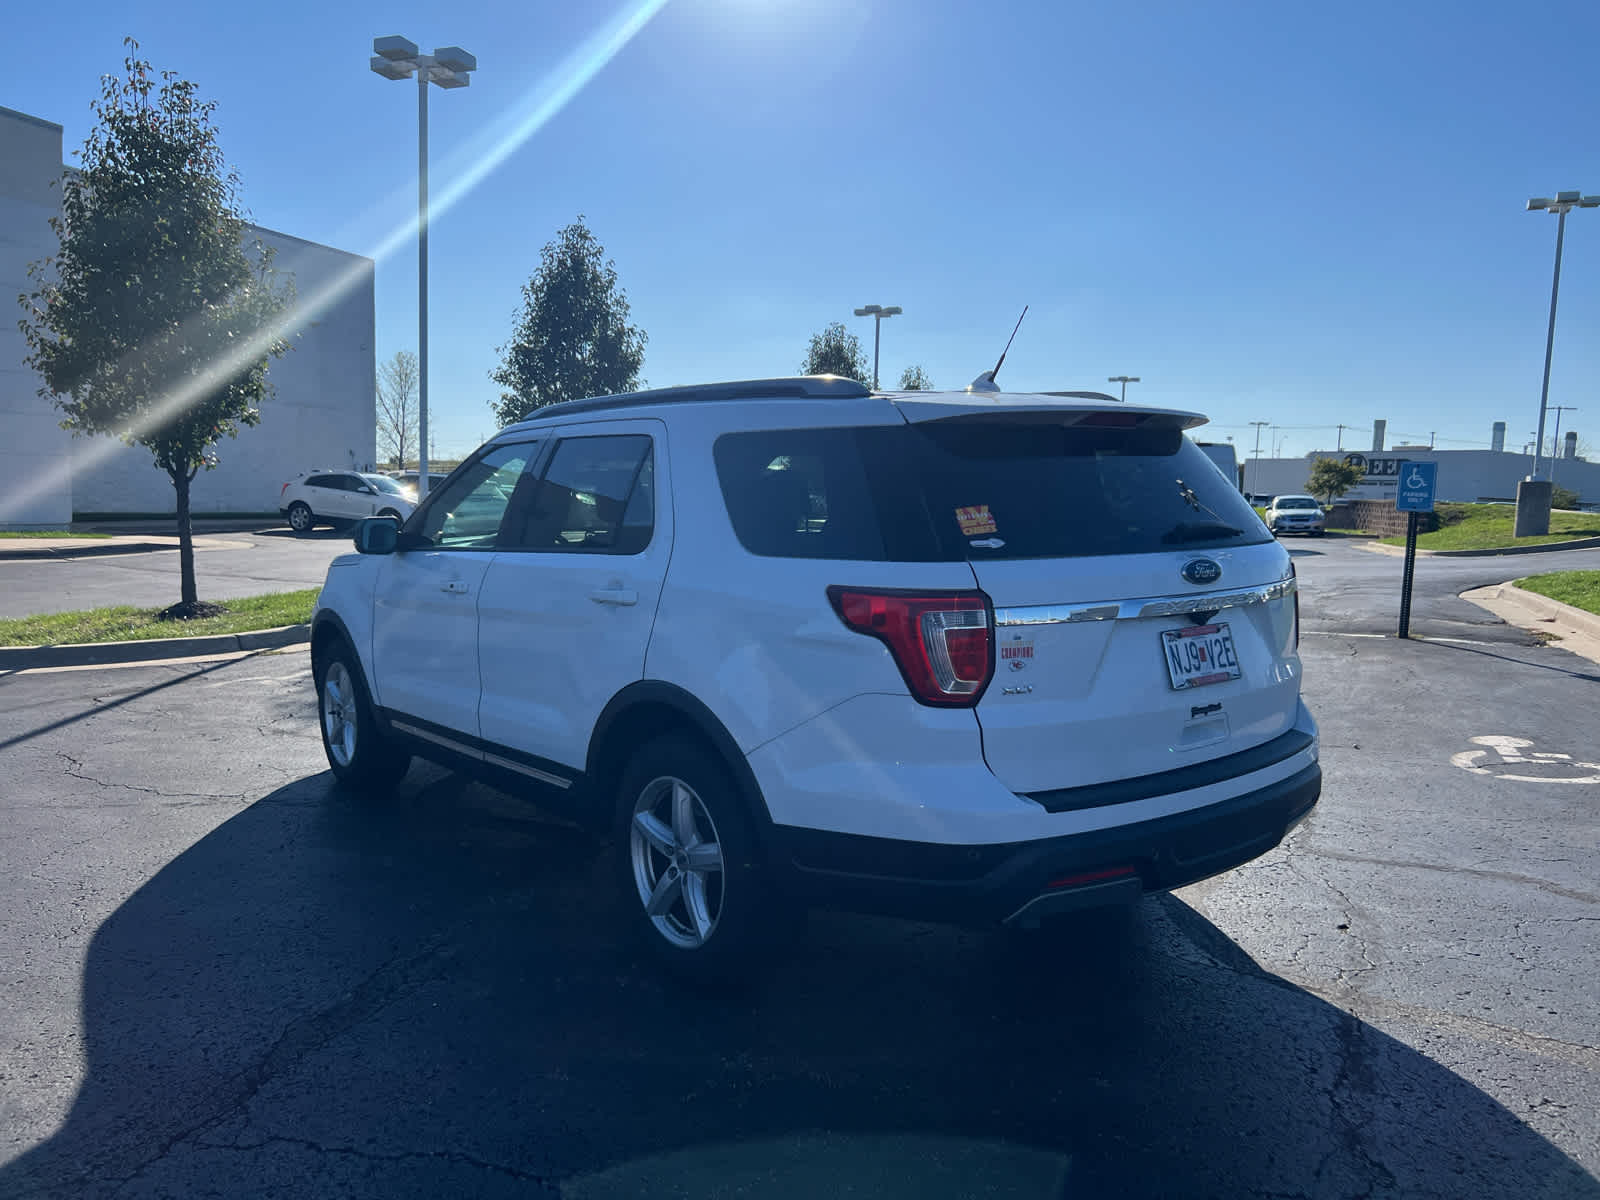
[955,505,997,536]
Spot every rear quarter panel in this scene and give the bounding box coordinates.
[643,401,980,754]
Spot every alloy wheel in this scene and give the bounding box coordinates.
[629,775,726,949]
[321,661,357,767]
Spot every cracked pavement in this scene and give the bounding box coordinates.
[0,538,1597,1198]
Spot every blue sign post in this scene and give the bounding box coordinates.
[1395,461,1437,638]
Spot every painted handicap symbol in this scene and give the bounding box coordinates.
[1450,735,1600,783]
[1406,468,1428,489]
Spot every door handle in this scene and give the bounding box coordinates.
[440,580,470,595]
[589,586,638,607]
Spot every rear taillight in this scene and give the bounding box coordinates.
[281,482,290,496]
[827,587,993,707]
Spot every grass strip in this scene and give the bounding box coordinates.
[1516,571,1600,617]
[0,589,318,648]
[1379,504,1600,550]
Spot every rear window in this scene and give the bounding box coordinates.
[714,422,1270,561]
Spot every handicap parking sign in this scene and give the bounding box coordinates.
[1396,461,1437,512]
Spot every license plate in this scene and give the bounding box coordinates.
[1161,623,1242,690]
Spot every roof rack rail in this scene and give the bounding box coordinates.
[504,376,873,426]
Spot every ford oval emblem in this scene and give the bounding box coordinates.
[1182,558,1222,586]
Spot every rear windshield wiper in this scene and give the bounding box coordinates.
[1161,521,1243,544]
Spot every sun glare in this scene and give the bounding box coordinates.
[1,0,672,523]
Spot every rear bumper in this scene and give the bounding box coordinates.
[766,762,1321,926]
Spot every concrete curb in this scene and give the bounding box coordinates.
[1482,583,1600,640]
[0,533,261,561]
[1359,534,1600,558]
[0,541,175,561]
[0,623,311,670]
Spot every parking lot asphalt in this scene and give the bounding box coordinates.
[0,540,1597,1199]
[0,527,352,619]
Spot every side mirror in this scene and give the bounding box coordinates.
[354,516,400,555]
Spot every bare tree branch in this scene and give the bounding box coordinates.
[376,350,418,469]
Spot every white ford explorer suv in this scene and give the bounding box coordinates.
[310,377,1319,974]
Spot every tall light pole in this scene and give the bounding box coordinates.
[1549,405,1578,486]
[1525,192,1597,481]
[1248,420,1270,497]
[852,304,901,389]
[1107,375,1140,403]
[372,36,477,496]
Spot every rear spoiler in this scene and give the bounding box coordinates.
[892,395,1207,432]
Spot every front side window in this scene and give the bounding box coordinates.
[408,441,539,549]
[505,435,654,554]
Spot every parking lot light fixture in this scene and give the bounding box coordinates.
[371,35,477,497]
[852,304,902,389]
[1107,375,1140,403]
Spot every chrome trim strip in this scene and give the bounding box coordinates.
[389,720,574,789]
[994,603,1119,627]
[995,577,1295,627]
[390,719,483,760]
[482,751,573,790]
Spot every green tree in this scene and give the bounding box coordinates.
[376,350,419,468]
[897,364,934,391]
[1550,483,1580,511]
[1305,456,1364,506]
[490,218,647,425]
[800,322,870,383]
[18,42,291,618]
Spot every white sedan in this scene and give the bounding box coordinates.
[1265,494,1326,537]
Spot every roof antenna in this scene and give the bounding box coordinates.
[966,305,1028,394]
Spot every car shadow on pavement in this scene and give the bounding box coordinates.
[4,769,1596,1200]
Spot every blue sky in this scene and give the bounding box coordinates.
[8,0,1600,460]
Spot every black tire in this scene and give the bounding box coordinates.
[287,501,315,534]
[614,736,779,979]
[315,641,411,795]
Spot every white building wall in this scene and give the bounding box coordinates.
[69,230,376,516]
[0,104,375,527]
[0,107,74,528]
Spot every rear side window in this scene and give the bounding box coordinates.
[714,422,1269,561]
[711,430,889,561]
[507,435,654,554]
